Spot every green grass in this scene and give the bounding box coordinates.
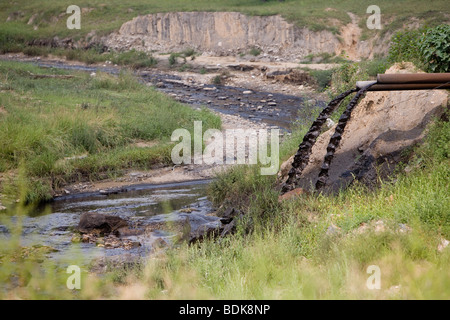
[0,61,221,203]
[0,89,448,299]
[2,110,447,299]
[137,113,450,299]
[18,46,158,69]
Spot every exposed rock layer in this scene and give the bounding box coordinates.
[105,12,387,59]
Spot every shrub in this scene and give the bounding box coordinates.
[180,48,196,58]
[249,47,262,56]
[308,69,334,91]
[169,49,197,67]
[361,58,390,77]
[325,62,369,121]
[388,24,450,73]
[388,28,424,67]
[418,24,450,73]
[22,46,49,57]
[211,71,230,85]
[111,49,158,69]
[330,62,369,94]
[211,75,223,85]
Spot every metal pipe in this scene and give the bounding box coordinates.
[377,73,450,84]
[356,73,450,91]
[358,83,450,91]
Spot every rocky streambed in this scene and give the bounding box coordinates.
[2,55,325,131]
[0,180,226,271]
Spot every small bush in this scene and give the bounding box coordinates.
[211,75,223,85]
[211,71,230,85]
[388,24,450,73]
[178,63,190,72]
[418,24,450,73]
[308,69,335,91]
[388,28,424,67]
[249,47,262,56]
[22,46,49,57]
[65,48,106,65]
[111,49,157,69]
[325,62,369,120]
[168,49,197,67]
[168,53,179,66]
[361,58,390,77]
[330,62,369,93]
[180,48,196,57]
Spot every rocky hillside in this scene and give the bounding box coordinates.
[105,11,391,61]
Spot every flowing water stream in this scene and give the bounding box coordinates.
[1,180,219,266]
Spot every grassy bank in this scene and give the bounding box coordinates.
[1,107,448,299]
[0,60,221,203]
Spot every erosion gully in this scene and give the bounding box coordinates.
[0,59,324,267]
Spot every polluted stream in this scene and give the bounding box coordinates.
[1,180,219,268]
[0,58,324,267]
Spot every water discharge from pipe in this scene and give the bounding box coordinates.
[315,83,376,190]
[281,87,358,193]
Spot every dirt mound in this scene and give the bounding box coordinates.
[278,64,449,192]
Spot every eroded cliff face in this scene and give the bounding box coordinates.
[105,12,387,60]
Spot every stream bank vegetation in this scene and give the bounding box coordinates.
[116,103,450,299]
[1,109,448,299]
[0,60,220,203]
